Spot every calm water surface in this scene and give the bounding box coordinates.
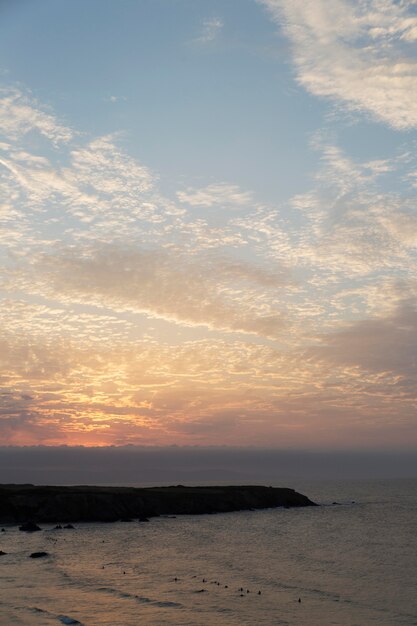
[0,479,416,625]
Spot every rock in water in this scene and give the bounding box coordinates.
[29,551,48,558]
[19,521,41,532]
[58,616,82,625]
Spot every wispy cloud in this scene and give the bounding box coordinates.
[260,0,417,129]
[105,95,127,103]
[194,17,224,43]
[287,142,417,277]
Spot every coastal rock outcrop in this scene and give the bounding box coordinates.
[0,484,316,524]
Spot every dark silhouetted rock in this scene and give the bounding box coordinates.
[63,524,75,529]
[19,521,41,532]
[54,524,63,529]
[58,616,81,625]
[0,484,316,524]
[30,551,48,558]
[0,550,6,555]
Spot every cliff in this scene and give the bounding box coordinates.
[0,484,316,524]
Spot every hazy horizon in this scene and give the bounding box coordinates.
[1,445,416,484]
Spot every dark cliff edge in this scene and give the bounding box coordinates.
[0,484,316,523]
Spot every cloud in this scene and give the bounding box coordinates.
[177,183,253,208]
[0,87,73,143]
[65,135,155,217]
[311,300,417,380]
[194,17,224,43]
[287,142,417,277]
[20,245,287,338]
[0,127,161,253]
[0,330,291,445]
[1,82,417,447]
[260,0,417,129]
[0,300,133,345]
[1,303,416,447]
[0,87,289,340]
[105,95,127,103]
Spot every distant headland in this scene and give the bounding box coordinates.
[0,484,316,524]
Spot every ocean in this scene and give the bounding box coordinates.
[0,479,416,625]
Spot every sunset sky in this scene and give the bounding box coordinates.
[1,0,417,449]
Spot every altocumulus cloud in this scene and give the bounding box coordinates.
[177,183,253,208]
[1,80,417,447]
[22,245,287,338]
[0,87,73,143]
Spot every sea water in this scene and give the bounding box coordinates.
[0,479,416,626]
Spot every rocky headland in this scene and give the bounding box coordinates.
[0,484,316,524]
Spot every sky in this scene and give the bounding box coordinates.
[1,0,417,451]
